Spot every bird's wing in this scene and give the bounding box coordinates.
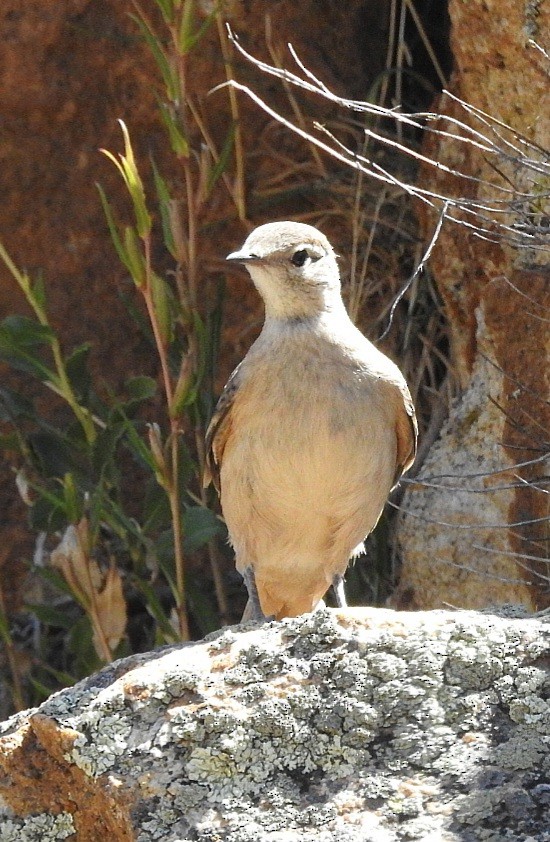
[203,364,243,494]
[393,381,418,485]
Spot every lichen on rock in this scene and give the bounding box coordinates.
[0,608,549,841]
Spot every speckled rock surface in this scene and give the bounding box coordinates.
[1,607,549,841]
[396,302,545,612]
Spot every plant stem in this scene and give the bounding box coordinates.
[194,419,229,622]
[169,427,190,640]
[142,237,174,407]
[183,160,198,309]
[48,338,97,446]
[142,234,190,641]
[0,243,96,445]
[0,577,26,711]
[216,11,247,221]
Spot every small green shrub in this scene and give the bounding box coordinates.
[0,0,245,711]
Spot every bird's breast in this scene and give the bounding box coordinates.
[235,332,389,438]
[221,334,398,504]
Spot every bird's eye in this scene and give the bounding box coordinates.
[291,249,309,267]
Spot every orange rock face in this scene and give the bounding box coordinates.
[395,0,550,610]
[0,1,171,595]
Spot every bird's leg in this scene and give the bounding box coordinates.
[242,568,272,622]
[332,574,347,608]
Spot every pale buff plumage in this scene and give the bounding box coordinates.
[204,221,417,621]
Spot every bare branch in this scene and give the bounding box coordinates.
[222,28,550,253]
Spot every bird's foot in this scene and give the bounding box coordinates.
[332,574,347,608]
[241,568,274,623]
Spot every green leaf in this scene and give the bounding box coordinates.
[25,603,74,629]
[32,273,47,312]
[0,347,53,381]
[28,430,83,480]
[34,663,76,687]
[141,478,169,533]
[0,315,56,380]
[65,343,92,402]
[100,122,152,240]
[117,288,155,348]
[170,355,194,417]
[158,103,189,158]
[178,0,218,54]
[97,184,133,271]
[207,124,235,194]
[30,492,68,533]
[112,408,157,470]
[67,614,103,675]
[88,488,141,546]
[0,315,54,347]
[182,505,224,553]
[154,0,175,24]
[171,311,207,411]
[123,225,146,287]
[151,160,177,257]
[154,529,176,588]
[135,578,179,643]
[150,272,174,344]
[178,0,195,53]
[91,424,122,477]
[0,385,34,421]
[62,473,82,524]
[0,241,32,297]
[131,13,178,101]
[33,565,74,598]
[126,375,157,402]
[120,122,152,237]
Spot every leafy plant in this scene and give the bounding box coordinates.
[0,0,246,711]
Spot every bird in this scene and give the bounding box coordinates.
[204,221,417,622]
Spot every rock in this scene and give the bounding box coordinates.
[395,0,550,610]
[395,298,548,611]
[1,607,549,841]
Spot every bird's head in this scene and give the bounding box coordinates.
[227,221,343,321]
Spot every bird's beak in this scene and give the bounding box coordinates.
[226,249,258,263]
